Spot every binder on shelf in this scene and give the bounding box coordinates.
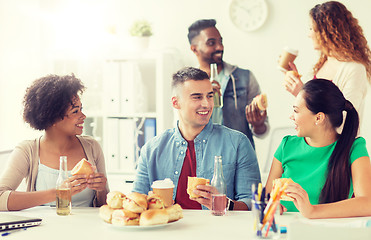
[119,119,136,172]
[120,62,135,114]
[104,118,120,171]
[103,62,121,114]
[120,61,149,115]
[144,118,156,143]
[135,118,156,160]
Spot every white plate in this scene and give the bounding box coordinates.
[106,219,181,230]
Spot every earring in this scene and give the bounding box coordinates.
[315,122,318,125]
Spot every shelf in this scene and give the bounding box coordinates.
[106,112,157,119]
[105,51,162,62]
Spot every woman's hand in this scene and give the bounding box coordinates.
[279,203,287,215]
[87,172,107,192]
[283,62,303,97]
[68,175,88,195]
[285,182,314,218]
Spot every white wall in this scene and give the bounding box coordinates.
[1,0,371,173]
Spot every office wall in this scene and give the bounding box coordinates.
[1,0,370,172]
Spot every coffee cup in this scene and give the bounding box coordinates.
[277,47,298,72]
[151,178,174,207]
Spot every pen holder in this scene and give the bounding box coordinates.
[252,200,280,239]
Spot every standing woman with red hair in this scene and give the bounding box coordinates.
[283,1,371,130]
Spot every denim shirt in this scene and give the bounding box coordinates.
[132,120,261,209]
[221,62,270,149]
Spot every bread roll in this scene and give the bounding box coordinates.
[139,209,169,226]
[253,93,268,111]
[106,191,126,209]
[147,193,165,209]
[187,177,210,199]
[99,205,114,223]
[111,209,140,226]
[122,192,148,213]
[271,178,294,201]
[71,158,94,177]
[166,203,183,222]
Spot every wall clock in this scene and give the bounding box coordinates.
[229,0,268,32]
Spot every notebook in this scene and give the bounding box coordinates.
[0,214,42,231]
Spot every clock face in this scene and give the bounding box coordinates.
[229,0,268,32]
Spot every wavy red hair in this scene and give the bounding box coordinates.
[310,1,371,82]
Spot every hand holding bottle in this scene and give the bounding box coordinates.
[211,80,221,96]
[210,63,223,108]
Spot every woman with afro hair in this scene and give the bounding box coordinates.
[0,74,109,211]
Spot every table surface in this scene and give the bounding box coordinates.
[2,207,371,240]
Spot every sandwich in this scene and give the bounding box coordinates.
[271,178,294,201]
[287,70,302,80]
[99,205,115,223]
[187,177,210,199]
[253,93,268,111]
[106,191,126,209]
[71,158,94,177]
[147,193,165,209]
[139,209,169,226]
[165,203,183,222]
[122,192,148,213]
[111,209,140,226]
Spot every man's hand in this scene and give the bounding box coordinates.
[245,102,267,135]
[191,185,219,210]
[211,80,222,96]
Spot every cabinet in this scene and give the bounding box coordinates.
[99,51,181,174]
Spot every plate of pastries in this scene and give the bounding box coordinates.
[99,191,183,229]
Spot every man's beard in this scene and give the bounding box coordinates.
[202,50,223,65]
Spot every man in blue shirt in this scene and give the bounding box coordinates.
[132,67,261,210]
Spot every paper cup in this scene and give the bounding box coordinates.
[151,178,174,207]
[277,47,298,72]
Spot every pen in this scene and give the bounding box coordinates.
[251,183,256,199]
[1,228,27,237]
[260,201,265,224]
[260,187,265,202]
[257,183,262,201]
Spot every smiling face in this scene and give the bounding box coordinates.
[191,27,224,65]
[173,79,214,136]
[53,96,86,136]
[290,91,317,137]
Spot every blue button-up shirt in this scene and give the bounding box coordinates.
[132,121,261,209]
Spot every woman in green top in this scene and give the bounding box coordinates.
[266,79,371,218]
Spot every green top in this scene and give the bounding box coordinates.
[274,136,368,212]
